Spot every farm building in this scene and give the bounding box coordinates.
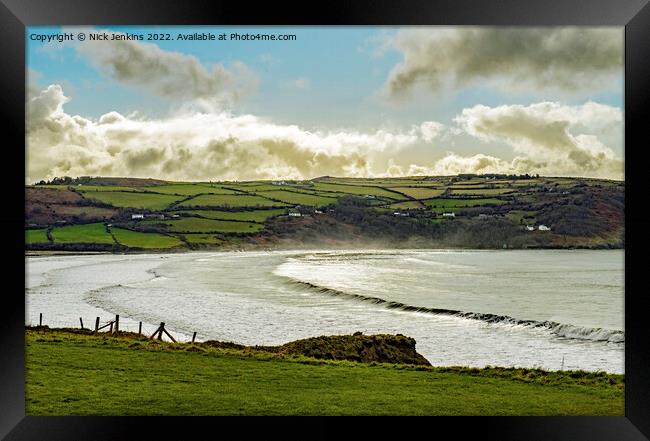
[526,226,535,231]
[538,225,551,231]
[288,212,302,217]
[442,212,455,218]
[131,214,144,220]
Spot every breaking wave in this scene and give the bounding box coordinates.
[284,278,624,344]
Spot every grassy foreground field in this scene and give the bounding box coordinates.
[26,329,624,416]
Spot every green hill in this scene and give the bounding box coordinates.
[25,174,624,251]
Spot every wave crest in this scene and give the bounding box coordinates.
[285,278,624,344]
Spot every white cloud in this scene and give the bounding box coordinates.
[26,84,427,183]
[26,84,624,182]
[454,101,623,177]
[418,121,446,142]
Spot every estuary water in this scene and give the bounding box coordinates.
[25,249,624,373]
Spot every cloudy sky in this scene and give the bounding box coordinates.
[26,26,624,183]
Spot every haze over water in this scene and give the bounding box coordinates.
[26,249,624,373]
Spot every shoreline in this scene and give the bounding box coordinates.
[25,244,626,257]
[26,249,624,374]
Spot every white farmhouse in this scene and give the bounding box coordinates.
[526,225,535,231]
[288,212,302,217]
[538,224,551,231]
[442,212,455,218]
[131,214,144,220]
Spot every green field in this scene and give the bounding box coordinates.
[431,207,464,214]
[423,198,507,208]
[173,209,286,222]
[111,228,183,249]
[312,182,404,199]
[146,184,239,196]
[26,229,50,244]
[232,184,296,192]
[51,223,115,244]
[178,194,286,208]
[318,178,435,187]
[40,185,142,192]
[253,190,338,207]
[505,210,536,225]
[450,188,516,196]
[84,191,184,210]
[75,185,143,193]
[25,330,624,416]
[150,217,263,233]
[389,187,445,199]
[388,201,424,210]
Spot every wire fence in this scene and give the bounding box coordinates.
[30,313,199,343]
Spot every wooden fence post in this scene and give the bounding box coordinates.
[150,323,163,340]
[138,322,142,335]
[192,332,197,343]
[114,315,119,333]
[158,322,165,341]
[161,325,176,343]
[95,317,100,332]
[109,322,113,333]
[79,317,84,329]
[39,313,42,327]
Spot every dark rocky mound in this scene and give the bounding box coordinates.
[202,333,430,366]
[272,333,430,366]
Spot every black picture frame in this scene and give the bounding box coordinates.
[2,0,649,439]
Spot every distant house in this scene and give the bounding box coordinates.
[314,210,323,214]
[288,212,302,217]
[393,212,409,217]
[131,214,144,220]
[538,225,551,231]
[365,195,376,199]
[442,212,455,218]
[526,225,535,231]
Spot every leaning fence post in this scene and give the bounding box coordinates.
[95,317,100,332]
[162,326,176,343]
[114,315,120,333]
[138,322,142,335]
[192,332,197,343]
[39,313,42,327]
[79,317,84,329]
